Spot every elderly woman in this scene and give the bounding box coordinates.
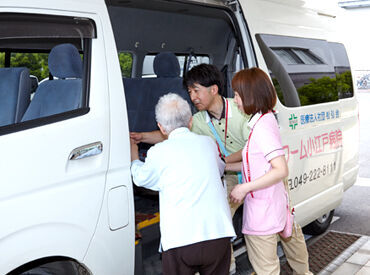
[130,93,236,275]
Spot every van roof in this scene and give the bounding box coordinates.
[1,0,340,43]
[106,0,227,6]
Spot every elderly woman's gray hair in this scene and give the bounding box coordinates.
[155,93,192,134]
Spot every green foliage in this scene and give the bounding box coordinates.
[336,71,353,99]
[10,53,49,80]
[297,76,338,105]
[0,52,4,68]
[119,52,132,78]
[1,51,134,80]
[273,71,353,106]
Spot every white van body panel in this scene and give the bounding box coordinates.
[82,4,135,274]
[340,97,359,191]
[0,1,134,274]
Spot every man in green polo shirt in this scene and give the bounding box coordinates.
[130,64,250,274]
[183,64,250,217]
[131,64,249,211]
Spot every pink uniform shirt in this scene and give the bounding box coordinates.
[241,112,287,235]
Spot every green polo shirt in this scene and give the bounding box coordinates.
[191,98,250,155]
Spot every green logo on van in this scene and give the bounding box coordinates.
[289,114,298,130]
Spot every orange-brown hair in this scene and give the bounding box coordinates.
[232,67,277,115]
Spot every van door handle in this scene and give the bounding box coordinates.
[69,141,103,160]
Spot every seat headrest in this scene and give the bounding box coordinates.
[153,52,180,78]
[48,43,83,79]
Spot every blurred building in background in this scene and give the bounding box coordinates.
[338,0,370,90]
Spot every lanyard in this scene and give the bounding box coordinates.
[242,113,267,198]
[207,100,243,184]
[224,100,229,151]
[208,98,229,157]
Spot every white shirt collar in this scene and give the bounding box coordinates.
[247,112,263,129]
[168,127,190,138]
[204,97,233,123]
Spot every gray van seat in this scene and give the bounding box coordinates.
[22,43,82,122]
[0,67,31,126]
[124,52,190,132]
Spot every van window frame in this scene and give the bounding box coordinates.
[141,53,210,78]
[0,13,95,136]
[256,33,354,108]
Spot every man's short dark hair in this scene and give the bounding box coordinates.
[183,64,224,94]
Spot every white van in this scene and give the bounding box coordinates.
[0,0,358,274]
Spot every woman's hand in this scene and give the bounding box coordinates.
[230,183,250,204]
[225,161,242,172]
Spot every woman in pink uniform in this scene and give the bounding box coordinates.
[229,68,312,275]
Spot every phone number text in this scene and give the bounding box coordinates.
[288,161,337,191]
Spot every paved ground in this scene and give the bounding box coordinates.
[324,235,370,274]
[234,230,370,275]
[329,178,370,236]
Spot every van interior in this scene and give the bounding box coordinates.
[106,0,245,270]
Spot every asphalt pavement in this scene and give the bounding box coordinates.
[328,91,370,236]
[329,177,370,236]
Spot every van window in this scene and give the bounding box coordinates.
[0,52,49,81]
[118,52,133,78]
[272,48,324,65]
[142,54,209,77]
[0,52,4,67]
[0,13,96,134]
[10,53,50,81]
[292,49,324,65]
[273,49,304,65]
[256,34,353,107]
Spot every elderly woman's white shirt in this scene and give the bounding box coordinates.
[131,127,236,251]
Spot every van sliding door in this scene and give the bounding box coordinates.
[0,13,111,273]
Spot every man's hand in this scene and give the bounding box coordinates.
[130,138,139,161]
[130,132,143,144]
[229,183,250,204]
[130,130,166,144]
